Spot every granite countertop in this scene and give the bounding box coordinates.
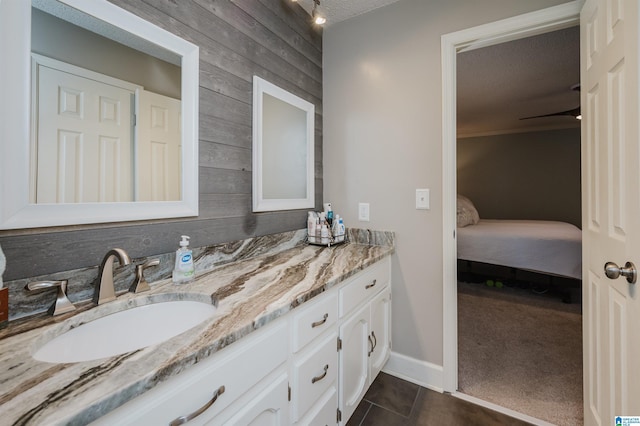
[0,236,394,425]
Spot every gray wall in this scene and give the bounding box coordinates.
[0,0,322,281]
[457,128,581,227]
[323,0,570,367]
[32,7,181,99]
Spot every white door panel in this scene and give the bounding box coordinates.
[581,0,640,424]
[35,63,134,203]
[137,89,181,201]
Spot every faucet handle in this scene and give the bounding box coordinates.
[26,279,76,316]
[130,258,160,294]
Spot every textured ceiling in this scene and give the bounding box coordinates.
[294,0,402,26]
[293,1,580,138]
[457,26,581,137]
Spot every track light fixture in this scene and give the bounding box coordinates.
[312,0,327,25]
[290,0,327,26]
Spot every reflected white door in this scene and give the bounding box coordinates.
[136,89,181,201]
[35,63,134,203]
[581,0,640,424]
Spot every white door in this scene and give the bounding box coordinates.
[581,0,640,424]
[136,89,181,201]
[338,304,369,424]
[369,287,391,383]
[34,63,134,203]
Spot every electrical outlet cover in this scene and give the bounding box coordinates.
[358,202,370,221]
[416,189,430,210]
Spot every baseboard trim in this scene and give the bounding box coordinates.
[382,351,443,392]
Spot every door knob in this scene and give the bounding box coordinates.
[604,261,637,284]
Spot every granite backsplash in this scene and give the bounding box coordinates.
[4,228,394,321]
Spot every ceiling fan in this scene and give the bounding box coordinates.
[520,84,581,120]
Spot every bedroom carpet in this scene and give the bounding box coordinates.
[457,281,583,425]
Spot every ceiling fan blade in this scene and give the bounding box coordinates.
[520,106,581,120]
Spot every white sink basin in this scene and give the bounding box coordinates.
[33,300,217,363]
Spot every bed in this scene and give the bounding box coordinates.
[456,195,582,280]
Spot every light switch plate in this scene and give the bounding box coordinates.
[0,287,8,325]
[416,189,430,210]
[358,202,370,221]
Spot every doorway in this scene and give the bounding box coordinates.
[441,1,583,423]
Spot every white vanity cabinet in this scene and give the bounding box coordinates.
[338,259,391,424]
[90,256,391,426]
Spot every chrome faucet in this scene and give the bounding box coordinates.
[93,248,131,305]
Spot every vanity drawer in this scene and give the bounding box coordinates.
[291,331,338,422]
[339,258,389,318]
[92,320,288,425]
[292,292,338,352]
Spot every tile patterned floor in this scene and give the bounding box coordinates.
[346,372,532,426]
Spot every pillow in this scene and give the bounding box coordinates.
[457,194,480,227]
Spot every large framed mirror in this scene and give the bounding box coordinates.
[0,0,199,229]
[252,76,315,212]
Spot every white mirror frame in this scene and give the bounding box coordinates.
[252,76,315,212]
[0,0,199,229]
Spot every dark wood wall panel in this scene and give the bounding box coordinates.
[0,0,322,281]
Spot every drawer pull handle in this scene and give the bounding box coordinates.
[368,335,374,357]
[169,385,225,425]
[365,279,377,289]
[311,313,329,328]
[371,331,377,352]
[311,365,329,384]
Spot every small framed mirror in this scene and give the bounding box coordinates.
[252,76,315,212]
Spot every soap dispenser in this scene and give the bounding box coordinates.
[172,235,195,284]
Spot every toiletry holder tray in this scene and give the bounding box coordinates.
[307,232,347,248]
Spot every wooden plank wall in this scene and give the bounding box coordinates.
[0,0,323,281]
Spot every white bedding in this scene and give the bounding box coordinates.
[457,219,582,280]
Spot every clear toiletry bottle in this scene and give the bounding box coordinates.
[337,218,345,242]
[173,235,195,284]
[321,224,329,244]
[333,214,344,242]
[307,211,317,243]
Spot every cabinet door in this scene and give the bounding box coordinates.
[338,303,369,423]
[369,287,391,384]
[295,386,338,426]
[216,372,289,426]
